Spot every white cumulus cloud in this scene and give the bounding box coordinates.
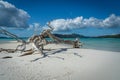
[49,14,120,31]
[27,23,42,35]
[0,0,30,28]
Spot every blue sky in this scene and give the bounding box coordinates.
[0,0,120,37]
[6,0,120,24]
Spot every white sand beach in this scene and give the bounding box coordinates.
[0,41,120,80]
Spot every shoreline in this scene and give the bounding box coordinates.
[0,40,120,52]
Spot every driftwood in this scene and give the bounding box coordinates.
[2,56,12,59]
[0,22,82,57]
[0,48,16,53]
[19,49,34,56]
[27,22,81,55]
[0,28,27,52]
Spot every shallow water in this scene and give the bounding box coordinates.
[80,38,120,52]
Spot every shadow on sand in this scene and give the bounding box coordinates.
[31,48,82,62]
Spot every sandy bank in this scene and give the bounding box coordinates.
[0,42,120,80]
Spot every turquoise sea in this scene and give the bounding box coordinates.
[0,38,120,52]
